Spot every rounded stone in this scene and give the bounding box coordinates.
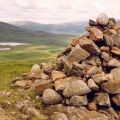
[31,64,41,74]
[96,13,109,26]
[42,88,63,105]
[63,80,91,98]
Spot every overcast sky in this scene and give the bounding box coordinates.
[0,0,120,24]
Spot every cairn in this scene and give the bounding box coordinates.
[12,13,120,119]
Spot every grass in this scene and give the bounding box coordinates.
[0,45,64,90]
[0,44,64,119]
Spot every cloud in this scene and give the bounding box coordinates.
[0,0,120,23]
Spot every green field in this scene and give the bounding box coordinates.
[0,45,65,119]
[0,45,64,90]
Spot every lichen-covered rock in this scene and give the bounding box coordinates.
[42,89,63,105]
[63,80,91,98]
[70,95,88,107]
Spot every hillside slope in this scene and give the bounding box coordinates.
[0,22,74,47]
[10,21,88,35]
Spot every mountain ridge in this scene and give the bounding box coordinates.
[10,20,88,35]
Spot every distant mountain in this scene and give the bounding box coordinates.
[10,21,88,35]
[0,22,74,47]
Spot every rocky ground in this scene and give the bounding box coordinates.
[2,13,120,120]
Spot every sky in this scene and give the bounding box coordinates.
[0,0,120,24]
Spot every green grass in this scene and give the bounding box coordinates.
[0,45,64,90]
[0,44,65,119]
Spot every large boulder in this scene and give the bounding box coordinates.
[63,80,91,98]
[42,89,63,105]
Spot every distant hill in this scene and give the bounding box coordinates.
[10,21,88,35]
[0,22,75,47]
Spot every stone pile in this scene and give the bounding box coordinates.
[12,13,120,119]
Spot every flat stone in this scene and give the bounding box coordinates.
[112,94,120,107]
[100,46,110,53]
[89,27,103,41]
[63,80,91,98]
[67,44,90,63]
[70,95,88,107]
[111,68,120,81]
[12,80,33,89]
[54,77,78,91]
[51,70,66,81]
[87,78,99,91]
[101,81,120,94]
[111,47,120,55]
[42,89,63,105]
[96,13,109,26]
[94,92,111,107]
[79,37,101,55]
[35,80,53,95]
[107,58,120,67]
